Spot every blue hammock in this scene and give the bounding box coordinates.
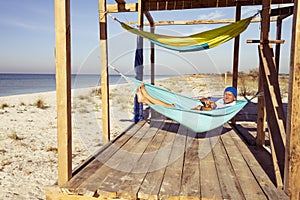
[130,78,248,133]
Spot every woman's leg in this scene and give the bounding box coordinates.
[137,83,174,108]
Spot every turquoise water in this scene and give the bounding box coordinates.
[0,74,172,97]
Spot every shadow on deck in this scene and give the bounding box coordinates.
[46,103,289,200]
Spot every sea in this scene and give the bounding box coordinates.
[0,73,172,97]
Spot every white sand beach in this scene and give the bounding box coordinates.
[0,74,271,199]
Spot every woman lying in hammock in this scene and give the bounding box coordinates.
[136,83,237,111]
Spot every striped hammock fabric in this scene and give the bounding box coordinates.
[130,78,248,133]
[120,16,254,52]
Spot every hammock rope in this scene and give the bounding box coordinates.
[109,13,258,52]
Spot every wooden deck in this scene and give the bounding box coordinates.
[46,103,289,200]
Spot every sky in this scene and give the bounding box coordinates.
[0,0,294,75]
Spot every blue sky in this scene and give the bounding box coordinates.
[0,1,293,75]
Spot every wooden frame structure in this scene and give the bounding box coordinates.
[49,0,300,199]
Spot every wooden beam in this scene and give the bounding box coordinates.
[99,0,110,143]
[46,186,97,200]
[256,0,271,148]
[256,65,266,147]
[144,11,155,85]
[54,0,72,185]
[284,0,300,198]
[107,3,138,12]
[107,1,294,12]
[126,17,278,26]
[275,16,283,72]
[270,5,294,16]
[145,11,154,25]
[231,4,241,125]
[247,39,285,44]
[232,4,241,90]
[258,44,286,179]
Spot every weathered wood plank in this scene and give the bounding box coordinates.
[221,126,267,200]
[54,0,72,186]
[284,1,300,198]
[99,0,110,143]
[198,133,222,200]
[137,123,179,199]
[229,129,289,200]
[259,44,286,178]
[179,129,200,199]
[117,121,171,199]
[159,125,189,199]
[97,120,165,198]
[210,130,245,200]
[61,121,146,193]
[76,121,151,196]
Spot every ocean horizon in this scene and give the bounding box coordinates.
[0,73,173,97]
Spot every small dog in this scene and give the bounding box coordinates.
[192,98,217,111]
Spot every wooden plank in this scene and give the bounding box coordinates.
[256,0,270,149]
[229,130,289,200]
[126,17,278,26]
[99,0,110,143]
[232,3,241,91]
[107,1,294,13]
[61,121,146,194]
[275,17,283,71]
[137,123,179,199]
[97,120,165,198]
[54,0,72,186]
[233,123,257,146]
[198,133,222,200]
[284,1,300,198]
[221,126,267,200]
[231,4,241,125]
[258,44,286,178]
[46,186,99,200]
[269,134,283,188]
[256,66,266,147]
[270,5,294,16]
[179,129,200,199]
[159,125,189,199]
[210,130,245,199]
[75,121,151,196]
[117,121,171,199]
[246,39,285,44]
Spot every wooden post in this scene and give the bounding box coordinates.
[256,63,266,147]
[275,16,283,72]
[145,11,155,85]
[231,4,241,124]
[150,22,155,85]
[284,0,300,198]
[232,3,241,91]
[54,0,72,185]
[99,0,110,143]
[138,0,144,46]
[256,0,271,147]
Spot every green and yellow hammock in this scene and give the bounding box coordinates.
[118,15,255,52]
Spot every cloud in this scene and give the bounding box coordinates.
[197,10,225,20]
[242,6,261,17]
[0,18,52,32]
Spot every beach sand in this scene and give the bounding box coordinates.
[0,74,258,199]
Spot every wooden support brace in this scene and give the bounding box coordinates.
[258,44,286,179]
